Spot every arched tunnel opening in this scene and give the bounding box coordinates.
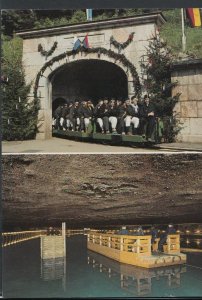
[50,59,128,110]
[52,97,68,115]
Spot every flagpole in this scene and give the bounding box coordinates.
[181,8,186,52]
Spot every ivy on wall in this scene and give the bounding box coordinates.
[34,46,141,99]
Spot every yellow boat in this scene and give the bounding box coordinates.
[87,231,186,269]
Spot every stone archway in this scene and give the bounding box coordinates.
[17,13,166,139]
[35,48,140,139]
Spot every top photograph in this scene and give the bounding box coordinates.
[1,8,202,153]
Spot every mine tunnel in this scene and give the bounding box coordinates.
[2,154,202,231]
[51,59,128,109]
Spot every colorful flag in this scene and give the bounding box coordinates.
[83,34,90,49]
[86,9,93,21]
[186,8,201,27]
[73,38,81,51]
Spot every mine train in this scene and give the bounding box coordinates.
[53,118,165,147]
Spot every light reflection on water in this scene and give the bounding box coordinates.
[181,237,202,249]
[3,235,202,298]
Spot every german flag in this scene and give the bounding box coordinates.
[186,8,201,27]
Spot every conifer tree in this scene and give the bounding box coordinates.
[140,33,181,142]
[2,36,39,140]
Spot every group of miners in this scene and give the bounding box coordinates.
[117,224,176,253]
[52,95,156,140]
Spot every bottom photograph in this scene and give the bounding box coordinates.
[2,154,202,298]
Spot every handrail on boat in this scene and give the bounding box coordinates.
[88,232,181,255]
[88,232,152,255]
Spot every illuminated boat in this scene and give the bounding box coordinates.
[87,231,186,269]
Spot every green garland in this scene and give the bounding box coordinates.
[38,41,58,58]
[110,33,135,53]
[34,47,141,99]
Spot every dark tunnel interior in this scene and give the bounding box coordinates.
[51,59,128,110]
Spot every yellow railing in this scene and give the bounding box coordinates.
[88,232,181,255]
[88,232,152,255]
[153,235,180,253]
[165,234,180,253]
[2,230,46,247]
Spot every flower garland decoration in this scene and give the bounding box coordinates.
[34,47,141,100]
[38,41,58,58]
[110,32,135,53]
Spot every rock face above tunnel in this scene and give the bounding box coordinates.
[2,154,202,229]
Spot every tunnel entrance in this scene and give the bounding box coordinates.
[51,59,128,105]
[52,97,68,115]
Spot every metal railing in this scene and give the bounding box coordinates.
[2,230,46,247]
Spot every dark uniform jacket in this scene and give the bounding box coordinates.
[166,227,176,235]
[54,106,63,118]
[61,107,69,118]
[126,105,139,117]
[117,104,137,118]
[79,106,94,118]
[150,228,158,239]
[139,103,155,118]
[101,104,110,117]
[66,106,75,119]
[108,105,118,117]
[117,105,127,118]
[131,104,140,117]
[160,226,176,240]
[94,104,104,118]
[94,104,110,118]
[73,105,81,118]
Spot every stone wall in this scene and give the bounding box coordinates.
[16,13,165,139]
[172,59,202,143]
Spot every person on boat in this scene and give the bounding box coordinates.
[94,99,104,133]
[131,97,140,112]
[121,99,140,135]
[72,101,81,131]
[60,103,69,130]
[117,226,129,235]
[116,100,125,134]
[65,102,74,131]
[79,100,94,132]
[150,225,159,244]
[131,226,144,236]
[47,226,55,235]
[158,224,176,252]
[108,99,118,134]
[54,104,63,130]
[102,99,110,134]
[139,95,156,141]
[137,226,144,235]
[130,97,140,134]
[150,225,159,251]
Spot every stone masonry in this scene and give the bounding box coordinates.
[172,59,202,143]
[16,12,165,139]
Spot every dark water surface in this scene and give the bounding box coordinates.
[3,235,202,298]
